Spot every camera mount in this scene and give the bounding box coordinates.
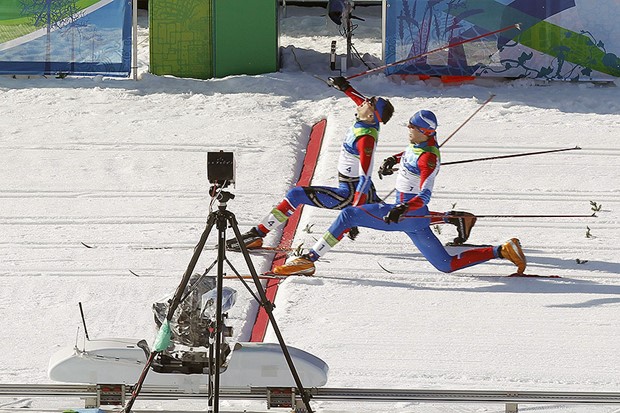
[122,153,314,413]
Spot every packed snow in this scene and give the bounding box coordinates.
[1,4,619,413]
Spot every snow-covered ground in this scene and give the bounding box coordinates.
[1,4,620,413]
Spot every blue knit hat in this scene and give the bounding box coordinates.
[374,97,394,124]
[409,110,437,135]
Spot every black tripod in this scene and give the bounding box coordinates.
[122,186,314,413]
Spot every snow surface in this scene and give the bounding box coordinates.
[1,4,620,413]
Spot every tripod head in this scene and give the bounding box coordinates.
[209,185,235,206]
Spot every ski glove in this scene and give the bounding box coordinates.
[383,203,408,224]
[328,76,350,92]
[347,226,360,241]
[378,156,398,179]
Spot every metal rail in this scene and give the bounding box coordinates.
[310,387,620,404]
[2,384,620,410]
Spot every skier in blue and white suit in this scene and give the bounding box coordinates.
[274,110,528,276]
[225,76,394,251]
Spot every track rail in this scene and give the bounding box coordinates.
[2,384,620,409]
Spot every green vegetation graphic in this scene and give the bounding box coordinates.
[0,0,100,44]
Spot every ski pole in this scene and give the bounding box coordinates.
[399,213,596,219]
[477,214,595,218]
[443,146,581,166]
[379,146,581,201]
[440,94,496,148]
[346,23,521,80]
[379,95,497,200]
[389,146,580,170]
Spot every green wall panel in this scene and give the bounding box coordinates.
[213,0,277,77]
[149,0,212,79]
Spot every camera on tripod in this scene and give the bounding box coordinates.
[207,151,235,188]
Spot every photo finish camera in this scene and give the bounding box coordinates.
[207,151,235,188]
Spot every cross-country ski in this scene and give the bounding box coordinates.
[507,273,562,279]
[81,241,301,254]
[223,272,315,280]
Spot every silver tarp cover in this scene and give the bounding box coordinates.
[152,273,216,347]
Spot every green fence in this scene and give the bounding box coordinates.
[213,0,278,77]
[149,0,277,79]
[149,0,213,79]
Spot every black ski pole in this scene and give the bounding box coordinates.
[443,146,581,166]
[396,213,596,219]
[380,146,581,201]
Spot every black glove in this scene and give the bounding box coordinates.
[328,76,350,92]
[347,226,360,241]
[383,203,408,224]
[378,156,398,179]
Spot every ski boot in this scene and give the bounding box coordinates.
[500,238,527,274]
[273,254,316,276]
[225,227,263,251]
[446,211,477,245]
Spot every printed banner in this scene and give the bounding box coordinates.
[0,0,132,76]
[385,0,620,81]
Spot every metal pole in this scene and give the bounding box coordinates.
[345,1,353,69]
[212,204,229,413]
[132,0,138,80]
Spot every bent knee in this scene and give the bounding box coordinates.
[428,260,454,273]
[285,187,306,206]
[340,206,363,224]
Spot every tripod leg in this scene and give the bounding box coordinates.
[122,213,217,413]
[165,213,217,319]
[225,210,315,413]
[211,207,230,413]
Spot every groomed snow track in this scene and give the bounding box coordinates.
[2,384,620,413]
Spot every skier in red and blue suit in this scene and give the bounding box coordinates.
[226,76,394,251]
[274,110,527,276]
